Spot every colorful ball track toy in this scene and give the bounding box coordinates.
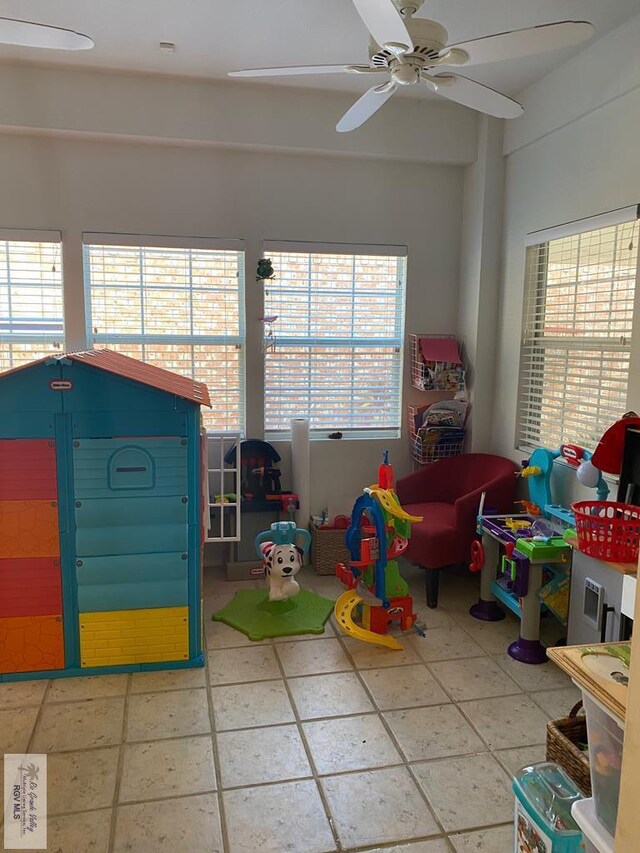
[334,452,422,650]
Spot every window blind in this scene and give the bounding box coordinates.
[263,247,406,436]
[517,216,639,451]
[0,235,64,372]
[84,239,245,432]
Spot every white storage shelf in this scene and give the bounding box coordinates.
[206,432,242,543]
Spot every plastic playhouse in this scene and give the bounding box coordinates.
[0,349,209,682]
[334,452,422,650]
[469,444,608,664]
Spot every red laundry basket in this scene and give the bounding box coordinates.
[571,501,640,563]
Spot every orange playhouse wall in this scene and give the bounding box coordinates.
[0,500,60,558]
[0,615,65,673]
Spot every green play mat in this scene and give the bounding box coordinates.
[212,588,334,641]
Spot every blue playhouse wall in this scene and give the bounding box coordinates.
[0,357,204,682]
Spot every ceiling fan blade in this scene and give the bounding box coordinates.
[228,64,369,78]
[336,82,397,132]
[443,21,593,66]
[0,16,93,50]
[351,0,412,51]
[425,73,523,119]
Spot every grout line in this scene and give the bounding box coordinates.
[203,647,231,853]
[107,672,131,853]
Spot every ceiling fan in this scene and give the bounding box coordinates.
[0,16,93,50]
[229,0,593,131]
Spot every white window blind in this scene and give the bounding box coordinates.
[263,245,407,436]
[517,213,639,451]
[83,237,245,432]
[0,233,64,372]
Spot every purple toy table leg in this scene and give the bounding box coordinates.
[470,531,505,622]
[508,562,547,664]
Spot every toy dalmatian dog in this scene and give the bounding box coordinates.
[260,541,303,601]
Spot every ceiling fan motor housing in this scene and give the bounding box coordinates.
[369,18,448,68]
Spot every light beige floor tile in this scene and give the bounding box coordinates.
[322,766,439,848]
[449,823,514,852]
[288,671,374,719]
[361,664,450,710]
[276,638,352,677]
[32,697,125,752]
[119,735,216,802]
[47,675,129,703]
[495,744,547,777]
[0,679,48,709]
[452,613,520,656]
[407,628,485,663]
[413,753,513,832]
[208,645,281,685]
[273,619,336,641]
[493,653,572,692]
[126,689,210,741]
[205,618,269,649]
[303,714,402,775]
[460,695,550,749]
[40,809,112,853]
[130,667,206,693]
[113,793,223,853]
[224,780,336,853]
[429,656,522,702]
[384,704,485,761]
[0,706,39,753]
[366,842,450,853]
[342,636,420,670]
[48,748,119,815]
[217,723,312,787]
[529,685,583,720]
[419,607,458,629]
[212,679,295,730]
[307,575,342,599]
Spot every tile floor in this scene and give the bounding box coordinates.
[0,561,580,853]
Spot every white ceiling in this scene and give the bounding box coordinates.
[0,0,637,99]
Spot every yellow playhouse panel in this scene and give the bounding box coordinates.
[0,500,60,558]
[79,606,189,668]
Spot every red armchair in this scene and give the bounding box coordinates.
[396,453,518,608]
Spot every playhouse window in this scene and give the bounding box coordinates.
[517,209,639,451]
[262,242,407,437]
[0,232,64,371]
[83,234,245,433]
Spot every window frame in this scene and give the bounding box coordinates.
[0,229,64,369]
[262,240,407,440]
[82,232,246,434]
[516,206,640,453]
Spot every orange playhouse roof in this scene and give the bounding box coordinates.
[0,348,211,407]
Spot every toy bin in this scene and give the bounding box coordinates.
[571,798,614,853]
[580,690,625,837]
[513,763,584,853]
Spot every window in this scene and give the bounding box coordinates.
[0,231,63,371]
[263,242,406,436]
[517,208,639,451]
[83,234,245,432]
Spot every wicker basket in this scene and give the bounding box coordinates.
[310,523,350,576]
[546,701,591,796]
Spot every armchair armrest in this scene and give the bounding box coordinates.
[454,486,487,535]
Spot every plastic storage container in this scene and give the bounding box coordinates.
[513,762,584,853]
[581,690,625,837]
[571,797,615,853]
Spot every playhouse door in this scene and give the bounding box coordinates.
[73,437,190,668]
[0,439,65,674]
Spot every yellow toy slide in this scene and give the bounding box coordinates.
[334,590,403,651]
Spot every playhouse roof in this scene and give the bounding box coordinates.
[0,348,211,407]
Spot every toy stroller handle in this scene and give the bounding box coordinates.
[255,524,311,558]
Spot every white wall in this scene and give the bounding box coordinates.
[491,12,640,502]
[0,127,464,514]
